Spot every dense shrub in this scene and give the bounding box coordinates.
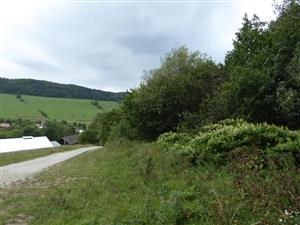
[80,109,122,145]
[43,120,75,141]
[158,119,300,167]
[219,1,300,129]
[122,47,225,140]
[0,119,76,141]
[79,129,99,144]
[81,109,138,145]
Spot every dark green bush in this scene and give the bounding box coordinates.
[82,109,138,145]
[80,129,99,144]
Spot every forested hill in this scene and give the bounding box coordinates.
[0,77,126,102]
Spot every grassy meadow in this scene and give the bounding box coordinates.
[1,141,299,225]
[0,145,90,167]
[0,94,119,123]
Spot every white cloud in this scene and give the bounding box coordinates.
[238,0,276,21]
[0,0,279,91]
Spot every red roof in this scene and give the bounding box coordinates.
[0,123,11,128]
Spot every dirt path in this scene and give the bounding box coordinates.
[0,146,99,186]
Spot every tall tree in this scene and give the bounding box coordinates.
[223,0,300,128]
[123,47,224,139]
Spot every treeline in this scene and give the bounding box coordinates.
[79,2,300,223]
[81,0,300,144]
[0,119,84,141]
[0,78,126,102]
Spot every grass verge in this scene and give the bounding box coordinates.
[0,145,90,166]
[0,141,299,225]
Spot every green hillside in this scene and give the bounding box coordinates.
[0,77,126,101]
[0,94,119,123]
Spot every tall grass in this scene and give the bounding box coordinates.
[1,141,298,224]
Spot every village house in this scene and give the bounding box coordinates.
[60,134,79,145]
[0,122,11,129]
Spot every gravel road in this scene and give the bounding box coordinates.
[0,146,99,187]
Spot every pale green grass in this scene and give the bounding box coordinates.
[0,142,298,224]
[0,94,119,123]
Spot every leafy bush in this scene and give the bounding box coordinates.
[90,100,103,109]
[38,110,48,118]
[158,119,300,167]
[81,109,138,145]
[122,47,224,140]
[80,129,99,144]
[158,132,192,153]
[43,120,75,141]
[221,2,300,129]
[106,122,128,144]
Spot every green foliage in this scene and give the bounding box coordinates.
[0,118,77,141]
[107,118,137,144]
[22,126,41,137]
[16,94,26,103]
[0,119,40,139]
[158,119,300,167]
[2,142,299,224]
[43,120,75,141]
[79,129,99,144]
[81,104,140,145]
[38,110,48,118]
[220,1,300,128]
[158,132,192,153]
[122,47,224,140]
[90,100,103,109]
[176,112,205,133]
[2,2,300,224]
[0,77,126,101]
[82,1,300,143]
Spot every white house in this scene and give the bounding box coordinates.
[0,136,54,153]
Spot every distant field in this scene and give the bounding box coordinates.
[0,94,119,123]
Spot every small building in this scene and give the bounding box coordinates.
[0,136,53,153]
[0,123,11,129]
[60,135,79,145]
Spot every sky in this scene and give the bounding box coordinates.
[0,0,278,92]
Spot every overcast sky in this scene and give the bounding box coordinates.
[0,0,278,92]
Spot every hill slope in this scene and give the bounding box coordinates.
[0,77,126,102]
[1,141,299,224]
[0,94,119,123]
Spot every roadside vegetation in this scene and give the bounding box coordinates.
[80,1,300,223]
[1,1,299,224]
[0,145,89,166]
[0,141,299,224]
